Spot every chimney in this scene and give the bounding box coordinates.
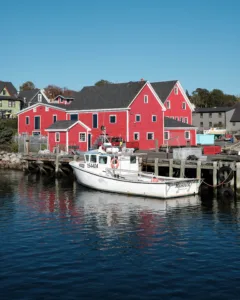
[140,78,145,81]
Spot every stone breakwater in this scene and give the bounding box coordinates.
[0,151,23,170]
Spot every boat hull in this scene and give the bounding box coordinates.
[70,162,201,199]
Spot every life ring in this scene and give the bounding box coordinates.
[111,158,119,169]
[217,166,234,183]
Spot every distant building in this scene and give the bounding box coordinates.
[0,81,21,118]
[192,106,240,133]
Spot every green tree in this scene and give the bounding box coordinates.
[95,80,112,87]
[19,81,35,91]
[0,120,14,144]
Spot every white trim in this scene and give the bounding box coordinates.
[144,95,148,103]
[185,131,190,139]
[79,132,86,142]
[147,82,166,111]
[92,113,98,128]
[133,132,140,141]
[66,131,69,152]
[17,103,66,115]
[126,110,129,142]
[34,115,41,130]
[25,116,30,125]
[28,89,41,105]
[109,114,117,123]
[164,131,170,140]
[174,86,178,95]
[176,81,194,111]
[67,108,129,113]
[45,106,49,112]
[38,94,42,102]
[55,132,60,142]
[152,115,157,122]
[146,132,154,140]
[135,114,141,122]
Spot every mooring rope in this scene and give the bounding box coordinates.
[201,169,234,188]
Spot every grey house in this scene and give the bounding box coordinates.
[192,106,240,133]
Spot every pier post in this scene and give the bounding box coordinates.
[213,161,218,188]
[55,154,59,175]
[196,160,201,179]
[154,158,159,176]
[169,159,173,177]
[180,160,185,178]
[236,162,240,189]
[155,139,159,152]
[230,162,235,188]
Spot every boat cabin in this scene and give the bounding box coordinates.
[82,152,139,172]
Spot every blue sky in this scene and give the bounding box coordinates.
[2,0,240,95]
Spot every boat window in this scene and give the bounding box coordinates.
[90,155,97,163]
[130,156,136,164]
[85,155,89,162]
[99,156,107,164]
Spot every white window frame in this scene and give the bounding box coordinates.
[174,86,178,95]
[53,115,57,123]
[55,132,60,142]
[33,107,36,113]
[144,95,148,103]
[147,132,154,140]
[135,114,141,122]
[182,102,186,110]
[164,131,170,140]
[133,132,140,140]
[180,117,183,122]
[109,115,116,123]
[184,117,188,123]
[34,115,41,130]
[185,131,190,140]
[26,116,29,125]
[38,94,42,102]
[166,100,170,109]
[45,106,49,112]
[152,115,157,122]
[79,132,86,142]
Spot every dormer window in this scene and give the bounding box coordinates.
[166,100,170,109]
[2,89,6,96]
[144,95,148,103]
[38,94,42,102]
[174,86,178,95]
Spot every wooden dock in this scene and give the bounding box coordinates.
[21,152,240,190]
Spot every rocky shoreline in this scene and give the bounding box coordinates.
[0,151,23,170]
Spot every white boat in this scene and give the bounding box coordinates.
[69,148,202,199]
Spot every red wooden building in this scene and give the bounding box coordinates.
[17,80,196,151]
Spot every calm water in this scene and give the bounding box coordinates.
[0,170,240,300]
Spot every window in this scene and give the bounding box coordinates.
[85,155,89,162]
[79,133,86,142]
[32,132,40,136]
[0,101,2,107]
[219,121,223,127]
[164,131,169,140]
[200,122,203,127]
[60,98,64,103]
[38,94,42,102]
[152,115,157,122]
[55,132,60,142]
[209,122,212,127]
[70,114,78,121]
[147,132,154,140]
[166,101,170,109]
[218,112,222,117]
[184,117,188,123]
[200,113,203,118]
[233,122,236,126]
[33,107,36,112]
[45,107,49,112]
[174,86,178,95]
[90,155,97,163]
[130,156,136,164]
[185,131,190,139]
[99,156,107,164]
[209,113,212,118]
[135,114,141,122]
[144,95,148,103]
[34,116,40,130]
[53,115,57,123]
[8,100,15,107]
[182,102,186,110]
[26,117,29,125]
[109,115,116,123]
[134,132,139,140]
[2,89,6,96]
[175,117,178,121]
[180,117,183,122]
[93,114,98,128]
